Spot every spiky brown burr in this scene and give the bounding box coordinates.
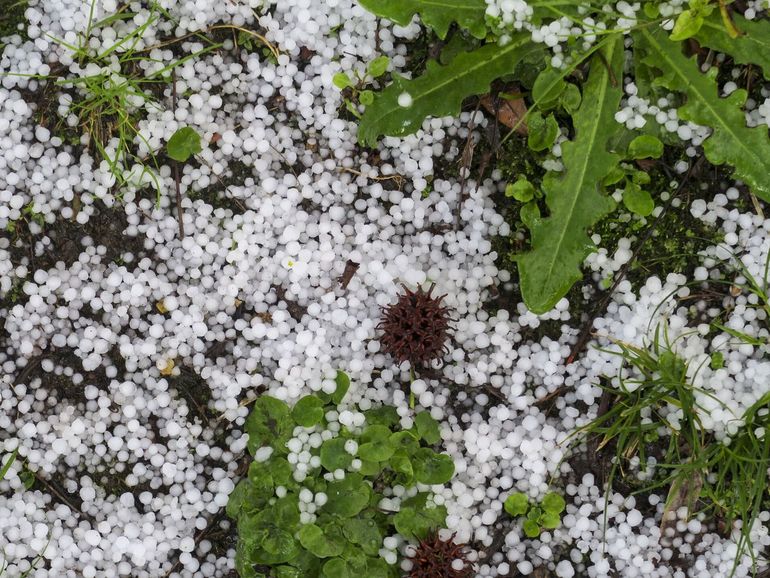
[377,284,453,367]
[404,532,474,578]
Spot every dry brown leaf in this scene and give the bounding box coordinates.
[660,469,703,538]
[480,93,528,135]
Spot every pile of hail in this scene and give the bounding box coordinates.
[0,1,770,578]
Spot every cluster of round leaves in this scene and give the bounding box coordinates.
[503,491,566,538]
[227,372,456,578]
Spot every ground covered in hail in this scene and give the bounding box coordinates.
[2,0,770,577]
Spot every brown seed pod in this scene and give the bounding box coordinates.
[404,532,474,578]
[377,283,453,367]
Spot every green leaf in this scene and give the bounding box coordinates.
[256,529,300,564]
[516,34,624,313]
[292,395,325,427]
[505,177,535,203]
[367,56,390,78]
[341,518,383,555]
[390,430,420,453]
[332,371,351,404]
[0,449,17,480]
[520,201,540,228]
[389,450,414,483]
[412,448,455,484]
[298,524,345,558]
[560,82,582,114]
[504,492,529,517]
[275,567,302,578]
[527,111,559,152]
[245,396,294,455]
[365,557,391,578]
[324,474,371,517]
[333,73,353,90]
[166,126,202,162]
[627,135,663,159]
[364,406,399,427]
[623,181,654,217]
[532,66,566,109]
[522,519,541,538]
[414,412,441,444]
[19,466,34,490]
[358,0,488,39]
[670,10,705,41]
[322,558,350,578]
[393,503,448,540]
[710,351,725,370]
[359,90,374,106]
[358,35,540,146]
[695,12,770,79]
[320,438,353,471]
[540,511,561,529]
[359,425,395,462]
[542,492,566,514]
[637,27,770,202]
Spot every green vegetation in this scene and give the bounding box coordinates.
[227,372,456,578]
[166,126,202,162]
[504,490,566,538]
[353,0,770,314]
[577,322,770,572]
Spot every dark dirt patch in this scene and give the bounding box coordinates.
[0,0,27,40]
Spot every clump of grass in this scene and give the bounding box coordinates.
[578,317,770,574]
[9,1,226,202]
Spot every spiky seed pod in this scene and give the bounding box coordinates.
[405,532,474,578]
[377,283,453,367]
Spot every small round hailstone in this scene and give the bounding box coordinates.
[398,92,413,108]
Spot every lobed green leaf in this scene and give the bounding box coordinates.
[358,0,488,39]
[516,34,625,313]
[637,27,770,202]
[358,35,541,146]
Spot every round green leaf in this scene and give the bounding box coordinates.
[414,412,441,445]
[367,56,389,78]
[166,126,202,162]
[322,558,350,578]
[359,90,374,106]
[341,518,383,555]
[324,474,370,517]
[320,438,353,471]
[389,430,420,453]
[522,519,541,538]
[332,371,350,404]
[623,181,654,217]
[505,177,535,203]
[532,66,566,108]
[358,425,395,462]
[628,134,663,159]
[520,201,540,228]
[245,396,294,455]
[333,73,352,90]
[393,502,447,541]
[542,492,566,514]
[504,493,529,517]
[560,82,582,114]
[412,448,454,485]
[540,511,561,530]
[258,529,300,564]
[292,395,325,427]
[527,111,559,152]
[298,524,344,558]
